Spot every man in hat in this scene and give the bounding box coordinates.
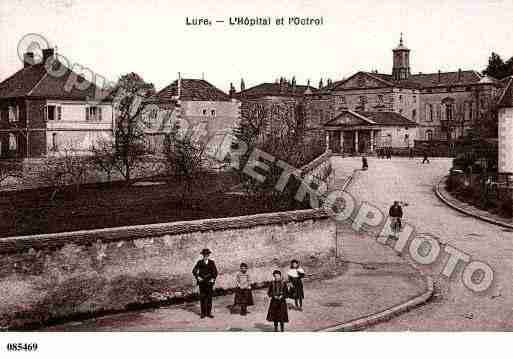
[192,248,218,318]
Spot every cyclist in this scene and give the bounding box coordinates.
[388,201,403,236]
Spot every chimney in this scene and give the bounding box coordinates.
[229,82,236,97]
[23,52,35,68]
[438,70,441,83]
[458,68,462,82]
[177,72,181,99]
[240,78,245,91]
[42,48,55,63]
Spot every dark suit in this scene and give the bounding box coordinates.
[192,259,218,317]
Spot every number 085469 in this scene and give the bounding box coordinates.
[6,343,38,352]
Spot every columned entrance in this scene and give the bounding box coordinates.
[326,129,380,154]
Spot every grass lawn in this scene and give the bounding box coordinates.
[0,171,308,237]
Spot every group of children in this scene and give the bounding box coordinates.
[233,260,305,332]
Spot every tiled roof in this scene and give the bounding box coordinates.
[0,61,112,101]
[368,71,485,89]
[357,111,418,126]
[324,110,417,127]
[404,70,483,88]
[153,79,231,102]
[236,82,318,99]
[331,70,485,91]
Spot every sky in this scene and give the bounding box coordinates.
[1,0,512,93]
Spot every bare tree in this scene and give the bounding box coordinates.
[0,160,21,185]
[110,73,155,182]
[39,146,90,201]
[90,137,118,182]
[163,123,208,205]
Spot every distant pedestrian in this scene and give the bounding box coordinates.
[266,270,289,332]
[287,260,305,310]
[233,263,254,316]
[192,248,218,318]
[362,155,368,170]
[422,150,430,164]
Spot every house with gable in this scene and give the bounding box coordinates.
[0,48,114,160]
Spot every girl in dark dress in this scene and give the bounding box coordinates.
[233,263,254,315]
[287,259,305,310]
[266,270,289,332]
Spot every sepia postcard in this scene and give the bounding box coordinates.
[0,0,512,357]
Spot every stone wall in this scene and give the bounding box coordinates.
[0,208,336,329]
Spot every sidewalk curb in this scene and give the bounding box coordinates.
[318,275,434,332]
[318,166,435,332]
[434,176,513,230]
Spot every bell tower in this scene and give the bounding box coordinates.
[392,33,411,80]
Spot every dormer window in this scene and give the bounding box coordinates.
[86,106,102,122]
[46,105,62,121]
[211,109,216,116]
[202,109,207,115]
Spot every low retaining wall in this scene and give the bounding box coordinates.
[0,209,336,329]
[300,151,334,192]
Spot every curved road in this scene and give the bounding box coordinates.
[332,156,513,331]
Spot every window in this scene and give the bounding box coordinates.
[469,102,473,121]
[8,133,17,151]
[445,103,453,121]
[340,96,346,104]
[412,109,417,122]
[8,106,19,122]
[86,106,102,122]
[426,104,434,122]
[46,105,62,121]
[202,109,207,115]
[377,94,384,104]
[425,130,433,141]
[358,95,367,111]
[436,104,441,121]
[211,109,216,116]
[413,95,417,103]
[399,95,403,102]
[51,133,58,151]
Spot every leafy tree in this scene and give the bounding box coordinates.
[483,52,513,79]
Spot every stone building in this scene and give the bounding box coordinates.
[143,76,241,159]
[326,34,502,150]
[323,110,417,154]
[0,48,114,159]
[234,78,330,161]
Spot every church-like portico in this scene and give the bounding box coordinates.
[324,110,417,154]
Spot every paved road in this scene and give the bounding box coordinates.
[331,156,513,331]
[45,261,424,331]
